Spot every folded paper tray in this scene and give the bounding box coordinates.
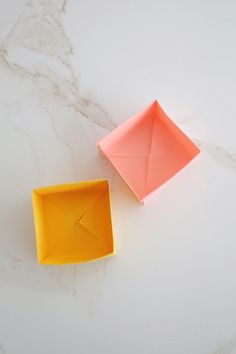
[97,100,200,204]
[32,180,115,265]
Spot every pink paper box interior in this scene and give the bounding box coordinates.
[97,100,200,204]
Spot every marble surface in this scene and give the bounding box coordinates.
[0,1,236,353]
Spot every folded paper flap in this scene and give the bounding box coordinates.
[108,155,148,200]
[148,112,155,155]
[156,102,200,155]
[73,189,107,228]
[38,188,108,262]
[33,179,114,264]
[79,190,113,248]
[108,109,199,160]
[96,100,200,203]
[98,102,156,154]
[40,193,108,263]
[41,223,106,262]
[111,117,153,156]
[43,187,106,225]
[39,198,73,263]
[43,196,73,220]
[108,115,146,156]
[32,192,46,262]
[108,153,190,197]
[33,180,107,195]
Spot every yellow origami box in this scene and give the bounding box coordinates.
[32,180,115,265]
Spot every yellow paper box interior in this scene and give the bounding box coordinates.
[32,180,115,265]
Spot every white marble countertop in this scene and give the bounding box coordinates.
[1,1,236,353]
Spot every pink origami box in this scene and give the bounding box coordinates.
[97,100,200,204]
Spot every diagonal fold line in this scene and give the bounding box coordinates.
[144,116,155,193]
[145,155,152,194]
[44,189,106,225]
[39,198,72,262]
[77,190,108,243]
[41,190,106,262]
[73,190,107,227]
[40,230,71,263]
[40,214,105,263]
[43,196,72,219]
[148,115,155,155]
[75,223,104,244]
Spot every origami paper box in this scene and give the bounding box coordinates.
[32,180,115,264]
[97,100,200,204]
